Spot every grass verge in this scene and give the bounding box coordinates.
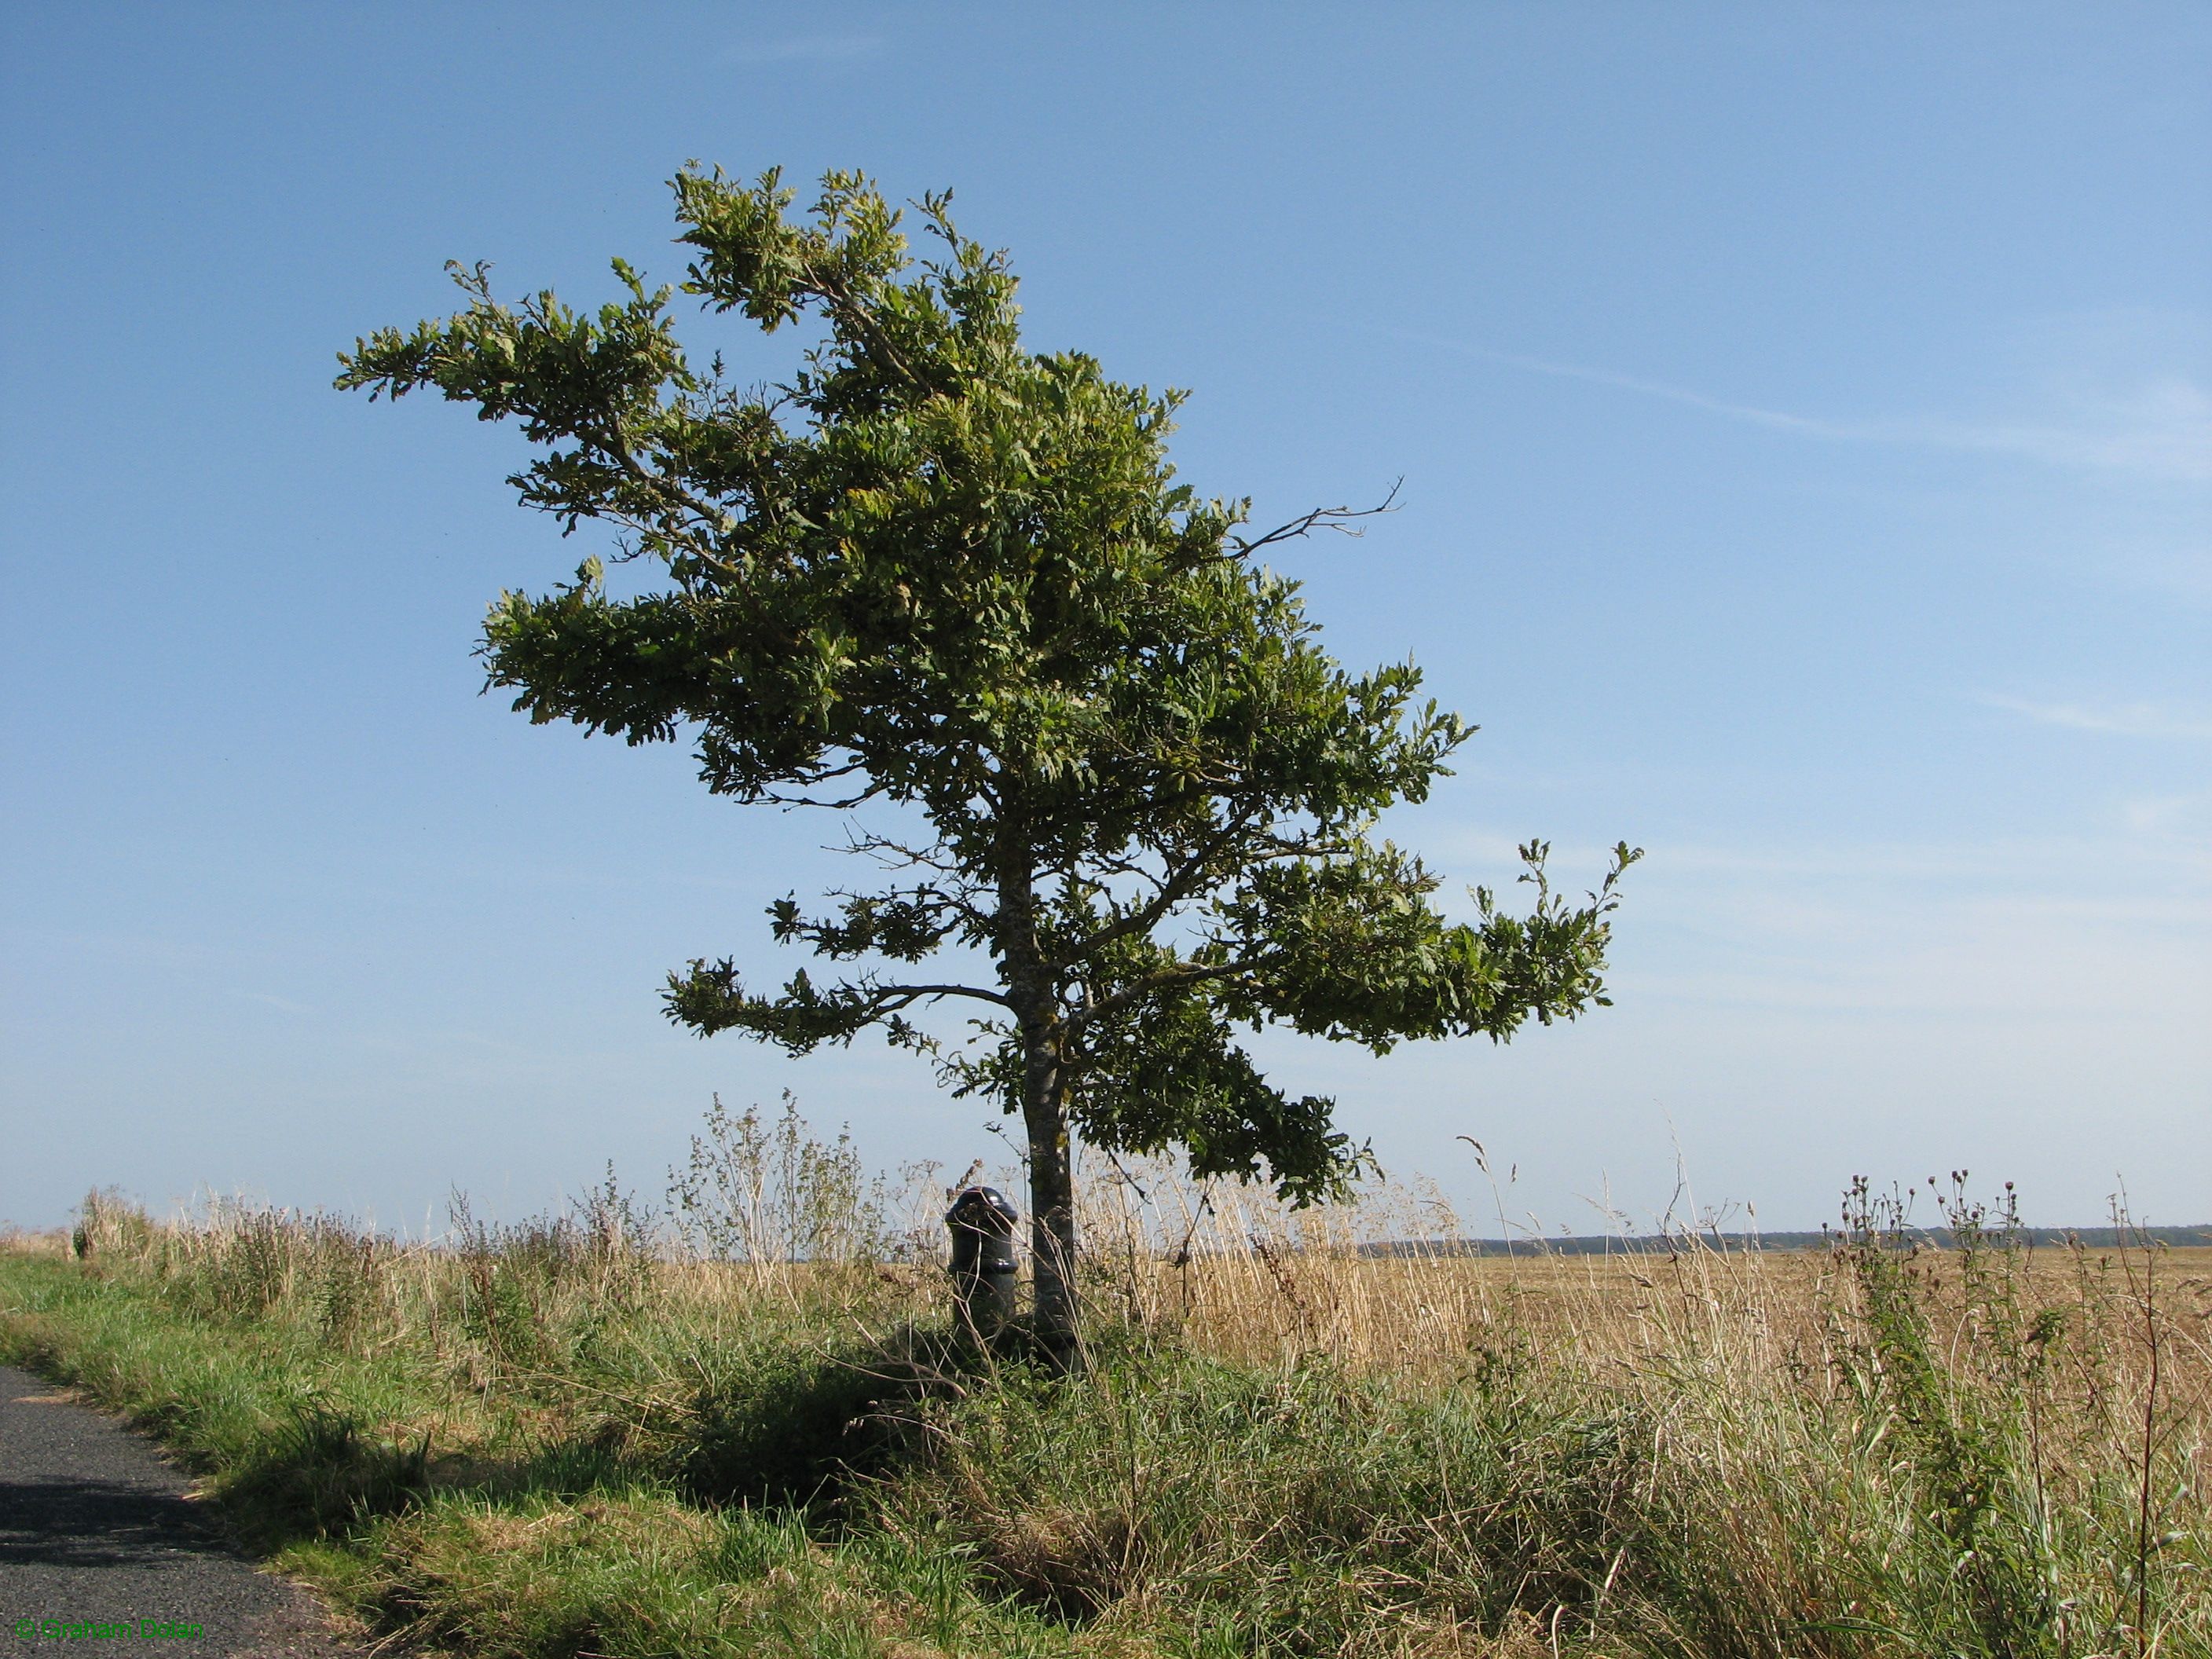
[2,1163,2205,1657]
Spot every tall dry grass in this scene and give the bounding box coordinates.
[28,1133,2212,1658]
[941,1159,2208,1657]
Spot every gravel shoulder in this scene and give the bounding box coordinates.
[0,1366,368,1657]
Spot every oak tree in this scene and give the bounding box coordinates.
[339,167,1637,1351]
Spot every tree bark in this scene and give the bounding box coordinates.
[1022,1054,1078,1364]
[998,841,1080,1364]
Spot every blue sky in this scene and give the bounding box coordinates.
[3,3,2206,1236]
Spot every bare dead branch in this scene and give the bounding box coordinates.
[1231,479,1402,559]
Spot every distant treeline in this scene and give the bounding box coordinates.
[1359,1225,2212,1258]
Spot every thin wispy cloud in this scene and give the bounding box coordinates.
[1421,819,2212,935]
[1976,692,2212,741]
[1917,378,2212,482]
[2093,542,2212,608]
[1388,331,2212,484]
[230,990,316,1016]
[2124,793,2212,838]
[719,35,888,66]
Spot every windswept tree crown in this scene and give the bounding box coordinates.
[339,166,1635,1208]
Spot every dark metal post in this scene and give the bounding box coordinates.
[944,1185,1019,1336]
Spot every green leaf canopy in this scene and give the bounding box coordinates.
[339,163,1635,1248]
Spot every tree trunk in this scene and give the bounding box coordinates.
[1023,1068,1079,1364]
[998,842,1080,1364]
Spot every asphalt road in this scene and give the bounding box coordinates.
[0,1367,364,1656]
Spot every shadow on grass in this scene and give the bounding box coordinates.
[203,1320,1028,1551]
[666,1320,1031,1514]
[221,1402,434,1549]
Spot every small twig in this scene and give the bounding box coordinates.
[1231,480,1403,558]
[1101,1148,1152,1205]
